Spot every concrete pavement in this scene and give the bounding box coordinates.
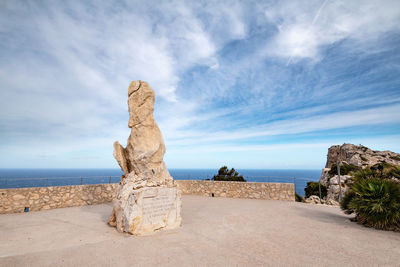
[1,195,399,266]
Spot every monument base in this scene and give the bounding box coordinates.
[109,186,182,235]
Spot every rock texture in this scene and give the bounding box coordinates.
[113,81,173,186]
[177,180,295,201]
[0,184,118,214]
[111,186,181,235]
[320,144,400,204]
[323,174,352,204]
[109,80,181,235]
[0,180,293,214]
[305,195,321,204]
[324,144,400,169]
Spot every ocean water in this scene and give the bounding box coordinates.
[0,168,321,196]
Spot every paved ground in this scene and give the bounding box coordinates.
[1,196,400,267]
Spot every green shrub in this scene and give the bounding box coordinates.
[212,166,246,182]
[340,190,356,214]
[379,164,400,179]
[295,193,304,202]
[365,163,400,179]
[340,178,400,231]
[304,182,327,198]
[329,163,361,176]
[387,167,400,179]
[374,161,393,169]
[360,155,367,162]
[353,168,376,180]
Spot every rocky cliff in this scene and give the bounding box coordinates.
[319,144,400,204]
[324,144,400,169]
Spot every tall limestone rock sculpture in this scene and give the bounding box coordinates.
[109,80,181,235]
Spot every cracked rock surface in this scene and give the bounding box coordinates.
[109,81,180,235]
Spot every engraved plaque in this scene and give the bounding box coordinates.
[123,186,181,235]
[142,190,176,222]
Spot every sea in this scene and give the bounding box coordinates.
[0,168,322,196]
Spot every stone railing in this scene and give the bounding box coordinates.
[175,180,295,201]
[0,181,294,214]
[0,184,118,214]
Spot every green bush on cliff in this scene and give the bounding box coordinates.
[353,168,376,180]
[328,163,361,176]
[354,163,400,180]
[340,190,356,214]
[295,193,304,202]
[212,166,246,182]
[388,167,400,179]
[379,163,400,179]
[341,172,400,231]
[304,182,327,198]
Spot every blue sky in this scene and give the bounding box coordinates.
[1,0,400,169]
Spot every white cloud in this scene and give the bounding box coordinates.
[0,0,250,166]
[1,0,399,168]
[265,0,400,62]
[165,103,400,146]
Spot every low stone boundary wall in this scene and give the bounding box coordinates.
[175,180,295,201]
[0,181,294,214]
[0,184,118,214]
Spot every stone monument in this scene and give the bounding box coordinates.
[108,80,181,235]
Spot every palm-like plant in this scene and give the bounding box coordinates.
[341,178,400,230]
[340,190,356,214]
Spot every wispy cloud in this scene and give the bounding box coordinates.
[0,0,399,168]
[265,0,400,62]
[164,103,400,146]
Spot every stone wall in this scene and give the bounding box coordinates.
[0,181,294,214]
[175,180,295,201]
[0,184,118,214]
